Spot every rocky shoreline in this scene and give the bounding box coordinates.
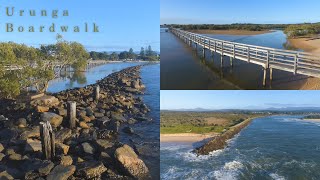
[0,65,153,179]
[193,118,254,155]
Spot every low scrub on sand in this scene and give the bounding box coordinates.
[160,111,263,134]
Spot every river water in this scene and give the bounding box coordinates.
[160,30,308,90]
[160,116,320,180]
[47,62,160,179]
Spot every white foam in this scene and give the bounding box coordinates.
[269,173,286,180]
[161,166,184,179]
[179,149,224,162]
[224,161,244,170]
[210,161,244,180]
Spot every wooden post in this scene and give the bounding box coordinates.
[270,68,273,83]
[40,121,55,160]
[221,55,224,68]
[266,50,270,68]
[294,54,298,75]
[248,47,250,62]
[221,42,224,56]
[230,57,233,67]
[202,48,206,58]
[67,101,76,129]
[263,67,268,87]
[95,85,100,101]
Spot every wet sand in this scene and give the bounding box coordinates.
[160,133,217,143]
[188,29,272,35]
[289,37,320,90]
[304,119,320,122]
[289,37,320,55]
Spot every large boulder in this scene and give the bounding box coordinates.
[55,128,72,143]
[24,139,42,153]
[41,112,63,128]
[81,142,95,155]
[30,95,60,108]
[114,144,149,179]
[46,165,76,180]
[76,161,107,179]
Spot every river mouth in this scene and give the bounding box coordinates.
[161,31,309,90]
[160,115,320,179]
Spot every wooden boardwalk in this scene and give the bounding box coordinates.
[171,28,320,86]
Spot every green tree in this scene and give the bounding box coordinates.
[110,52,119,61]
[128,48,136,60]
[139,47,145,59]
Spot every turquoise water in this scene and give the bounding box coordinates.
[160,116,320,180]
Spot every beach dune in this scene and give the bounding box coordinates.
[160,133,217,143]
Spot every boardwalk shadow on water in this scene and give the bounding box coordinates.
[161,31,310,90]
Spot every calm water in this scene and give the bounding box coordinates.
[161,30,308,90]
[160,116,320,180]
[47,62,144,93]
[47,62,160,179]
[120,63,160,179]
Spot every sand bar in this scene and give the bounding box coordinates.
[160,133,217,143]
[304,119,320,123]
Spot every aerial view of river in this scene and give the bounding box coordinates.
[161,116,320,180]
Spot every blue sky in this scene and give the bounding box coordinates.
[0,0,160,51]
[161,91,320,110]
[161,0,320,24]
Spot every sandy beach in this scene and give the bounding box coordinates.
[289,37,320,55]
[160,133,217,143]
[304,119,320,123]
[288,37,320,90]
[188,29,272,35]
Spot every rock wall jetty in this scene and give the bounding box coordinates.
[0,65,152,179]
[194,118,254,155]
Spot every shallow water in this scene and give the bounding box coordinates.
[47,62,144,93]
[160,30,308,90]
[120,63,160,179]
[160,116,320,180]
[47,62,160,179]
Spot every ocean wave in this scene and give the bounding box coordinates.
[179,149,224,162]
[209,160,244,180]
[160,144,188,151]
[161,166,185,179]
[269,173,286,180]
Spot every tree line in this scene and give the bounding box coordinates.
[0,34,89,99]
[284,23,320,38]
[89,45,159,61]
[168,23,290,31]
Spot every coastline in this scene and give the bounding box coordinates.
[188,29,272,35]
[160,133,218,143]
[304,118,320,122]
[194,117,255,155]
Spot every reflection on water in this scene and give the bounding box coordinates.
[161,116,320,179]
[161,30,309,90]
[47,62,143,93]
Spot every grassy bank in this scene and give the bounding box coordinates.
[160,111,264,135]
[160,125,224,134]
